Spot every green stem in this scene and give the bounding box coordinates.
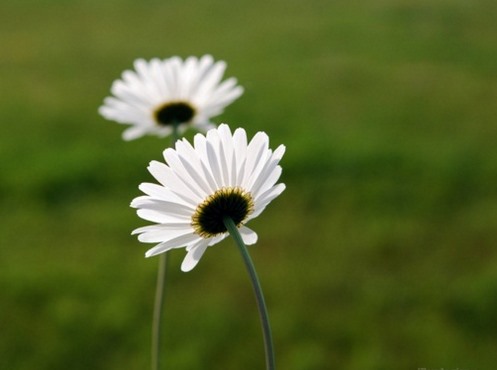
[223,217,276,370]
[171,120,180,144]
[151,121,181,370]
[151,254,168,370]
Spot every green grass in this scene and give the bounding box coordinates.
[1,0,497,369]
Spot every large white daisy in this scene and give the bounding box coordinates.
[99,55,244,141]
[131,124,286,271]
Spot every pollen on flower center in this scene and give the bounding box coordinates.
[192,187,255,239]
[154,101,195,126]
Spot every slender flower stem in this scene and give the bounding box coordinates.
[223,217,276,370]
[151,122,181,370]
[151,253,168,370]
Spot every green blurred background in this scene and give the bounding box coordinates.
[1,0,497,369]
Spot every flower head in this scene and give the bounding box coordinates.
[99,55,244,141]
[131,124,285,271]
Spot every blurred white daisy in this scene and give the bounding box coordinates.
[131,124,285,271]
[99,55,244,141]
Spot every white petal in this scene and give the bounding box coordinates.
[132,222,191,234]
[208,233,228,246]
[116,64,159,105]
[251,165,282,198]
[147,161,172,188]
[242,131,269,186]
[136,208,190,223]
[150,58,171,98]
[153,125,173,138]
[193,132,220,189]
[251,183,286,219]
[239,226,258,245]
[132,223,184,234]
[145,232,200,257]
[205,130,224,186]
[253,166,282,198]
[163,148,205,199]
[256,182,286,204]
[122,126,146,141]
[112,79,151,107]
[216,124,233,185]
[206,79,244,108]
[135,59,166,100]
[100,98,151,125]
[181,240,210,272]
[245,149,273,191]
[131,198,193,219]
[232,127,248,184]
[195,60,227,99]
[133,224,193,242]
[175,139,216,193]
[138,182,190,205]
[174,139,214,194]
[153,157,202,204]
[196,55,215,81]
[250,144,285,195]
[178,56,198,98]
[269,144,286,163]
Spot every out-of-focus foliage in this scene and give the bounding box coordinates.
[1,0,497,369]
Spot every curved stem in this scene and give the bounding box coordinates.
[223,217,276,370]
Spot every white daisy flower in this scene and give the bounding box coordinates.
[131,124,286,271]
[99,55,244,141]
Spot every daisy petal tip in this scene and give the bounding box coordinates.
[240,226,258,245]
[137,234,148,243]
[180,242,209,272]
[122,127,145,141]
[180,260,197,272]
[145,249,158,258]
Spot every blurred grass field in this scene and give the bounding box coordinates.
[1,0,497,369]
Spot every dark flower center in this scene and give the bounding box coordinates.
[154,101,195,126]
[192,187,254,238]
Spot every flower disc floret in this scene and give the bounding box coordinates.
[192,187,254,238]
[154,101,196,126]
